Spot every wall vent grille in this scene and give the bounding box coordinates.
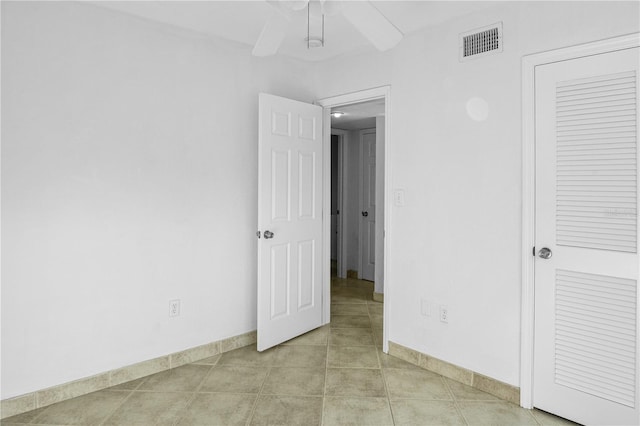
[459,22,503,61]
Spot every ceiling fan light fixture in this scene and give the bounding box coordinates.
[307,1,324,49]
[305,37,324,48]
[254,0,402,57]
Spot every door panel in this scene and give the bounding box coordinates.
[258,93,323,351]
[533,48,639,425]
[270,243,290,319]
[272,150,291,221]
[297,240,315,310]
[298,152,316,219]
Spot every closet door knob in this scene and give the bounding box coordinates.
[537,247,552,259]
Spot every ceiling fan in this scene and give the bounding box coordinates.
[252,0,404,56]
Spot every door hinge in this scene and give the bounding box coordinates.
[532,246,535,256]
[256,231,261,239]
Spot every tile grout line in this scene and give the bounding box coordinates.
[97,372,153,426]
[530,407,544,425]
[373,296,395,426]
[244,347,276,426]
[442,374,470,426]
[97,389,137,426]
[320,327,331,426]
[170,363,216,426]
[376,345,396,426]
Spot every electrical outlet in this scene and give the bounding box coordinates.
[439,305,448,323]
[169,299,180,317]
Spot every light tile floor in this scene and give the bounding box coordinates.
[3,277,578,426]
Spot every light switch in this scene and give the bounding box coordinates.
[420,299,431,317]
[393,189,405,206]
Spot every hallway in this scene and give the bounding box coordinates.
[3,277,572,425]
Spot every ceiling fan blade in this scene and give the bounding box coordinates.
[267,0,307,15]
[252,11,289,57]
[285,0,309,12]
[341,1,403,51]
[320,0,343,17]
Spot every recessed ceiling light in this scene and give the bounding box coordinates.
[331,111,345,118]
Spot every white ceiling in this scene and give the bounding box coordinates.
[95,1,497,62]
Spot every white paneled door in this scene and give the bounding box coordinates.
[534,47,639,425]
[360,129,376,282]
[257,93,324,351]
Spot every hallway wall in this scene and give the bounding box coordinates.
[1,1,314,399]
[313,1,640,386]
[342,130,362,273]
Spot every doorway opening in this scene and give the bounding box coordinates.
[330,99,384,285]
[318,86,391,352]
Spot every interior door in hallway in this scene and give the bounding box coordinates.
[257,93,324,351]
[360,129,376,282]
[533,47,639,425]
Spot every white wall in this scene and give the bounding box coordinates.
[314,1,639,386]
[1,1,314,399]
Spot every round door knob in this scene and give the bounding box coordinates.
[362,211,369,217]
[537,247,552,259]
[264,230,274,239]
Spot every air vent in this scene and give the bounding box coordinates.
[459,22,503,61]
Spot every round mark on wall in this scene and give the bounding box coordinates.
[466,97,489,122]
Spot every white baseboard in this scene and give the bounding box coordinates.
[1,330,257,419]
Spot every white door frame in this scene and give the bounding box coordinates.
[520,32,640,409]
[332,129,348,279]
[317,86,392,352]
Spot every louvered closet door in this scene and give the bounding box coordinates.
[534,47,639,425]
